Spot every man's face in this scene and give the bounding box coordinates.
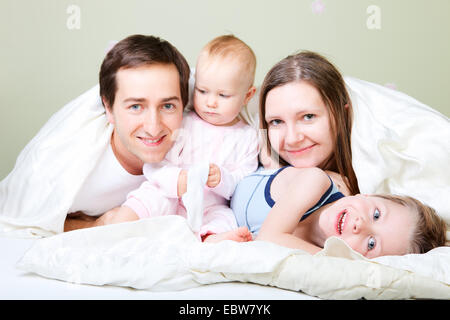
[105,64,183,172]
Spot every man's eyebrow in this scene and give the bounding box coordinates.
[122,96,181,104]
[161,96,181,103]
[122,97,147,103]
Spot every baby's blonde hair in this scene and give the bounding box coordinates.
[376,194,447,254]
[197,35,257,125]
[199,34,256,87]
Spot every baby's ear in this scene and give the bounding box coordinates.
[244,86,257,105]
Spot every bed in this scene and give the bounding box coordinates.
[0,76,449,300]
[0,233,316,300]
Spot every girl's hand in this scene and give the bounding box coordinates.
[207,163,221,188]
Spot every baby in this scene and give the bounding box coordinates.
[96,35,259,242]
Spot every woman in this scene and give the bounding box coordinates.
[230,52,447,258]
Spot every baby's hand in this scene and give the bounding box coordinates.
[207,163,221,188]
[177,169,188,197]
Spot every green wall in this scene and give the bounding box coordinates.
[1,0,449,180]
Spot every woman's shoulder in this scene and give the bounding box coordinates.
[276,167,330,189]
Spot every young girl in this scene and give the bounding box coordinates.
[232,166,446,258]
[95,35,259,243]
[231,51,447,257]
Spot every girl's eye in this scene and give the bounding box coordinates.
[303,114,315,121]
[268,119,282,126]
[368,237,376,251]
[373,208,380,220]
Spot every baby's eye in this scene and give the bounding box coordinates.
[303,114,315,121]
[196,88,206,94]
[373,208,380,220]
[368,236,376,251]
[219,93,230,98]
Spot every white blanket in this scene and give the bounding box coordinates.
[17,216,450,299]
[1,77,449,237]
[2,77,449,299]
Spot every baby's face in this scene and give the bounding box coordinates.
[318,195,415,258]
[193,55,253,126]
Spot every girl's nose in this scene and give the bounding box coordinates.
[352,216,366,234]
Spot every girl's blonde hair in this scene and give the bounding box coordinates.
[259,51,359,194]
[376,194,448,254]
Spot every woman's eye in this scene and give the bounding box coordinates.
[303,114,315,121]
[368,237,376,251]
[268,119,282,126]
[373,208,380,220]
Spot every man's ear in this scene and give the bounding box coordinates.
[103,97,115,124]
[244,85,257,105]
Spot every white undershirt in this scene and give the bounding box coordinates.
[69,143,146,216]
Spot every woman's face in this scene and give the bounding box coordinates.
[264,81,334,168]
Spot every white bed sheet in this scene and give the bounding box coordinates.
[0,236,317,300]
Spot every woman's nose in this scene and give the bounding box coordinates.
[285,125,304,145]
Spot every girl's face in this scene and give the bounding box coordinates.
[264,81,334,169]
[318,195,414,258]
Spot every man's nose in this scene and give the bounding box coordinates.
[143,109,163,137]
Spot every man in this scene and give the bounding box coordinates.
[0,35,190,236]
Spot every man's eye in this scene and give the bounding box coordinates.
[162,104,175,110]
[130,104,141,111]
[368,237,376,251]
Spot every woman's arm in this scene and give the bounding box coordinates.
[256,167,331,254]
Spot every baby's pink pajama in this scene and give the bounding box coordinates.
[123,111,259,239]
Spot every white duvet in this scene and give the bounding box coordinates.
[17,215,450,299]
[1,76,450,299]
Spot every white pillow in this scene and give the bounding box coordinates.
[346,77,450,226]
